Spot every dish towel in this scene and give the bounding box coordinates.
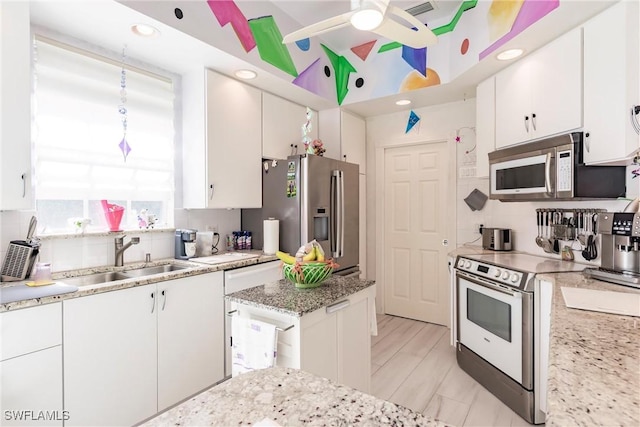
[231,316,278,377]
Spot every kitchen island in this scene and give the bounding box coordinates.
[227,275,376,393]
[539,272,640,427]
[142,366,444,426]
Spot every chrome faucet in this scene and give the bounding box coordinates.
[114,236,140,267]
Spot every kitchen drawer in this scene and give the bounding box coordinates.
[0,302,62,361]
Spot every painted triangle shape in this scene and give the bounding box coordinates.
[351,40,377,61]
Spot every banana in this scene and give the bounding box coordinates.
[302,247,316,262]
[316,250,325,262]
[276,251,296,265]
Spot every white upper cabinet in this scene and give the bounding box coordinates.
[262,93,318,160]
[0,2,32,210]
[475,77,495,178]
[318,108,366,173]
[583,1,640,165]
[182,69,262,209]
[495,28,582,148]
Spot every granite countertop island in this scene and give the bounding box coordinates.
[142,366,446,426]
[226,274,375,316]
[539,272,640,427]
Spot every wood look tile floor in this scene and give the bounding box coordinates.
[371,314,532,427]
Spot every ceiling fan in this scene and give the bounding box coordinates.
[282,0,438,49]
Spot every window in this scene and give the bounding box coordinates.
[33,37,175,233]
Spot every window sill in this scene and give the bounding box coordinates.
[37,227,176,241]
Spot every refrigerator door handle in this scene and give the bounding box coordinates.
[339,170,345,258]
[331,170,339,258]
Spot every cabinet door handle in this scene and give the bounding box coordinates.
[326,299,350,314]
[161,290,167,311]
[21,173,26,197]
[531,113,537,131]
[209,184,214,200]
[150,292,156,313]
[524,116,530,132]
[585,132,590,153]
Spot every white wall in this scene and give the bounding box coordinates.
[0,209,241,273]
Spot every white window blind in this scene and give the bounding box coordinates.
[33,38,175,232]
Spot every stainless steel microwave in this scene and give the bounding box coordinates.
[489,132,626,201]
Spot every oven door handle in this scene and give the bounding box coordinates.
[455,270,523,297]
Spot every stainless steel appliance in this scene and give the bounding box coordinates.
[583,212,640,288]
[242,154,359,276]
[489,132,626,201]
[174,229,197,260]
[481,228,512,251]
[454,253,587,424]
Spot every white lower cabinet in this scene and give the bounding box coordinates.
[230,285,375,393]
[63,284,158,427]
[63,272,224,426]
[1,303,63,427]
[157,273,224,411]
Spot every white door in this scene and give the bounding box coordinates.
[383,142,450,325]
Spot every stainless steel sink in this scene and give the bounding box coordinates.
[59,264,190,287]
[122,264,189,277]
[60,271,131,286]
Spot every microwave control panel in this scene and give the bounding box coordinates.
[556,149,572,192]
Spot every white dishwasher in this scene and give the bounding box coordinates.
[224,260,282,377]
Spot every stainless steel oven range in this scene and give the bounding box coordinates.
[453,253,586,424]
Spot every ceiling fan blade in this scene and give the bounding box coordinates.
[282,12,353,44]
[373,5,438,48]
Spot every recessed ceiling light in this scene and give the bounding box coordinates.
[131,24,160,38]
[235,69,257,80]
[396,99,411,106]
[496,48,524,61]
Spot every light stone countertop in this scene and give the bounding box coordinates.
[226,275,375,317]
[0,251,277,312]
[142,366,446,427]
[539,272,640,427]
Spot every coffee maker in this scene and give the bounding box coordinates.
[584,212,640,288]
[175,229,197,260]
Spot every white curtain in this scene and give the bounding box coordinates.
[33,38,175,230]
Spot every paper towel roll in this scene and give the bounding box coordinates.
[263,219,279,255]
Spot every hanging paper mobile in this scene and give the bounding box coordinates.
[118,46,131,162]
[405,110,420,133]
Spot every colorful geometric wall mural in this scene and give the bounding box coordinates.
[134,0,563,107]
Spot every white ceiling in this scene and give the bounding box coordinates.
[29,1,616,118]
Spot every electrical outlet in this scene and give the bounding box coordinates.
[475,223,484,234]
[207,224,218,233]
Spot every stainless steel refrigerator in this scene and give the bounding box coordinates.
[242,154,359,276]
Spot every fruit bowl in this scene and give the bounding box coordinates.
[283,262,333,289]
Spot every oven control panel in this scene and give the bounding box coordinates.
[455,257,528,288]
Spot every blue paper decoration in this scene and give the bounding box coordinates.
[406,110,420,133]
